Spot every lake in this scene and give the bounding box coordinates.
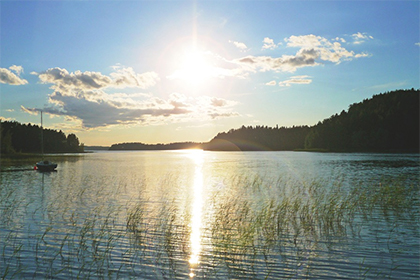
[1,151,419,279]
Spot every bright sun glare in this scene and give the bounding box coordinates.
[187,150,204,277]
[169,49,213,87]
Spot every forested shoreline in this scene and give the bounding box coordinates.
[111,89,419,153]
[304,89,419,152]
[0,121,84,154]
[2,89,418,154]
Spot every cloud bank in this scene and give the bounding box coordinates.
[233,34,370,75]
[33,67,159,90]
[26,67,239,128]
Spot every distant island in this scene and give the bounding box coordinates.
[110,89,419,153]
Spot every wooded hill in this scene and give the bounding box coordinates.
[304,88,419,152]
[206,89,419,152]
[0,121,84,154]
[204,125,310,151]
[111,89,419,153]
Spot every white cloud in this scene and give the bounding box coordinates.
[355,52,370,58]
[278,75,312,87]
[285,34,361,63]
[0,66,28,85]
[334,37,346,43]
[415,42,420,46]
[265,80,277,86]
[351,32,374,44]
[234,48,319,73]
[9,65,24,75]
[33,67,159,92]
[43,91,238,127]
[262,37,279,50]
[231,34,369,75]
[20,105,39,115]
[110,67,159,89]
[229,40,248,51]
[34,68,112,90]
[211,97,227,107]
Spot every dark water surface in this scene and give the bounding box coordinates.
[1,151,419,279]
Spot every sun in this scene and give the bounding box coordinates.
[182,52,211,83]
[168,49,214,87]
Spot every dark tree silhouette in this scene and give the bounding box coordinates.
[304,89,419,152]
[204,125,310,151]
[0,121,84,154]
[109,89,419,153]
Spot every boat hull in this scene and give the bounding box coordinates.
[36,161,57,172]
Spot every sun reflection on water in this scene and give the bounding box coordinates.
[187,150,204,277]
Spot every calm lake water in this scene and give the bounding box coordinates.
[1,151,419,279]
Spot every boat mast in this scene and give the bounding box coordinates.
[40,110,44,160]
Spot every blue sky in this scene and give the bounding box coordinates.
[1,0,419,146]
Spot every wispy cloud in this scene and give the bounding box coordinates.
[366,81,407,91]
[20,105,39,115]
[334,37,346,43]
[229,40,248,51]
[278,75,312,87]
[233,49,319,73]
[351,32,374,44]
[415,42,420,47]
[32,67,159,91]
[265,80,277,86]
[262,37,280,50]
[0,65,28,85]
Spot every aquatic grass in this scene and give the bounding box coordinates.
[0,169,419,279]
[203,175,419,278]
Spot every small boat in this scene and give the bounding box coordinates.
[36,160,58,172]
[35,111,57,172]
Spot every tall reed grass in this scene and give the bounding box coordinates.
[0,172,418,279]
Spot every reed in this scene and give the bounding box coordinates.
[0,172,418,279]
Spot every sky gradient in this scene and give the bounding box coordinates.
[1,1,419,146]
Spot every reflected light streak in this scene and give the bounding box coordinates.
[187,150,204,277]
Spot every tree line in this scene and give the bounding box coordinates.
[207,89,419,152]
[4,89,416,154]
[1,121,84,154]
[109,89,419,153]
[304,89,419,152]
[204,125,310,151]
